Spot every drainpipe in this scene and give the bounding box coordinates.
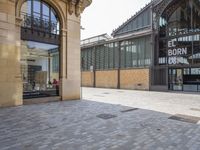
[117,41,121,89]
[93,46,96,88]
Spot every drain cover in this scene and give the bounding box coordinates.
[102,92,110,94]
[121,108,139,113]
[94,95,105,97]
[169,114,200,124]
[96,114,117,120]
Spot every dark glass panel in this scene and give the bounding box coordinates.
[159,0,200,66]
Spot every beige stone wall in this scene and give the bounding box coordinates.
[81,71,94,87]
[96,70,118,88]
[0,0,91,107]
[120,69,150,90]
[0,0,23,107]
[60,0,92,100]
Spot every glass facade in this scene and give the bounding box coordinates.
[168,68,200,92]
[158,0,200,92]
[159,0,200,66]
[21,41,60,98]
[81,36,152,71]
[20,0,60,98]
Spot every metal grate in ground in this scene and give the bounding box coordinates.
[121,108,139,113]
[168,114,200,124]
[96,114,117,120]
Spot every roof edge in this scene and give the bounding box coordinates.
[111,0,155,37]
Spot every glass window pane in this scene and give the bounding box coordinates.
[42,3,49,19]
[99,46,104,70]
[120,42,126,68]
[109,43,114,69]
[138,38,145,66]
[114,43,119,68]
[145,36,152,66]
[21,1,31,15]
[104,45,109,69]
[33,0,41,17]
[51,10,57,22]
[132,41,137,67]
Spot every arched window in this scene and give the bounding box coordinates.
[20,0,61,99]
[21,0,60,35]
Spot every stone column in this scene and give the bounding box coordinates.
[0,0,23,107]
[61,6,81,100]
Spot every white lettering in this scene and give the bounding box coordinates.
[167,47,187,56]
[168,49,172,56]
[177,48,182,55]
[172,49,176,55]
[168,40,176,47]
[168,57,177,65]
[182,47,187,55]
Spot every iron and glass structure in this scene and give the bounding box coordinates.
[21,0,60,45]
[81,0,200,92]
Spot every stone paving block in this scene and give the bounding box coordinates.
[0,89,200,149]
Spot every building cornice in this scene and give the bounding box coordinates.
[63,0,92,16]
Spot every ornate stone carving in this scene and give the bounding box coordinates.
[68,0,74,15]
[15,17,23,27]
[67,0,92,17]
[75,0,84,17]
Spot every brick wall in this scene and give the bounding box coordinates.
[81,71,94,87]
[96,70,118,88]
[120,69,150,90]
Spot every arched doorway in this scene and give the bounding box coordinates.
[20,0,61,99]
[158,0,200,92]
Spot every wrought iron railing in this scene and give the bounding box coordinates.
[21,12,60,35]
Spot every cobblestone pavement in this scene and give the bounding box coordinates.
[82,87,200,117]
[0,89,200,149]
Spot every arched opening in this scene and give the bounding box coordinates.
[158,0,200,92]
[20,0,61,99]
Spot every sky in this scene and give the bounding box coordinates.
[81,0,151,40]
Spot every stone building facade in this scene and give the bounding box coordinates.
[0,0,91,107]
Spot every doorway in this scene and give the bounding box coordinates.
[168,68,183,91]
[169,68,200,92]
